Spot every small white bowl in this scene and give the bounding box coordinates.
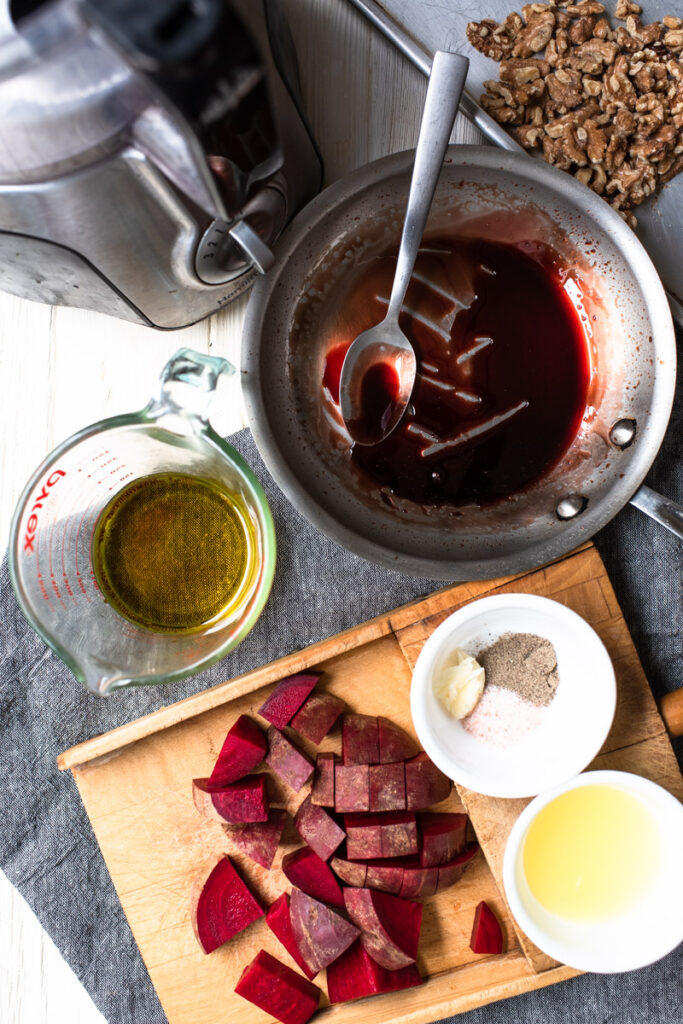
[503,770,683,972]
[410,593,616,798]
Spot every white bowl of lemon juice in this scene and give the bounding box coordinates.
[503,770,683,972]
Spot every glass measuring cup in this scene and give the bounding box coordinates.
[8,348,276,695]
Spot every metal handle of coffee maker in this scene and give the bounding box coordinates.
[82,0,277,278]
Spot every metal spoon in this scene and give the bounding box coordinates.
[339,50,469,446]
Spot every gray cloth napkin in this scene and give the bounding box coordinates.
[0,421,680,1024]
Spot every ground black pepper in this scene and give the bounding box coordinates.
[479,633,559,707]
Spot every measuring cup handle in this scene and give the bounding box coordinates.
[151,347,234,423]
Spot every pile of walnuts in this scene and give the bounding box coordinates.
[467,0,683,226]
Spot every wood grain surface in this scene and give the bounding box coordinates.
[59,543,682,1024]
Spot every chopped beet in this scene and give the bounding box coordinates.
[311,752,337,806]
[258,673,322,729]
[368,761,406,812]
[377,717,419,763]
[399,858,438,898]
[327,940,422,1004]
[206,715,266,789]
[290,692,345,744]
[224,808,287,869]
[345,812,418,860]
[437,842,480,891]
[330,856,368,888]
[335,764,369,812]
[290,888,360,973]
[419,812,467,867]
[235,949,320,1024]
[282,846,345,908]
[344,888,422,969]
[365,859,405,895]
[342,714,380,764]
[193,775,269,823]
[470,900,504,955]
[191,856,263,954]
[266,893,318,980]
[405,752,452,809]
[265,726,314,792]
[294,794,345,861]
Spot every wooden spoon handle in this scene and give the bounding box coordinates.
[660,689,683,739]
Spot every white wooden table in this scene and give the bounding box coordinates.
[0,1,485,1020]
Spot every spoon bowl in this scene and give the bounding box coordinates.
[339,322,416,445]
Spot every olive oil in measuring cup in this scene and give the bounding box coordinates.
[92,473,257,632]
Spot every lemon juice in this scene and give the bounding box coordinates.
[523,784,660,922]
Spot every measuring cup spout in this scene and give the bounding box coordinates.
[79,656,130,696]
[148,347,235,424]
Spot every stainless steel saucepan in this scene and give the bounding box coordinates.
[242,146,681,580]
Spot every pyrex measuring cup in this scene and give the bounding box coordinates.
[8,349,276,695]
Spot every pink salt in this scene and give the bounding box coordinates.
[462,684,545,748]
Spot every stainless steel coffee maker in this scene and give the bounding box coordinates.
[0,0,322,328]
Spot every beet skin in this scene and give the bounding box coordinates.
[291,692,345,744]
[266,893,318,980]
[224,808,287,869]
[294,794,345,861]
[265,726,314,792]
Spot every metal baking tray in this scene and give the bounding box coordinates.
[349,0,683,326]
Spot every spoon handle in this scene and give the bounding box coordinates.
[386,50,469,323]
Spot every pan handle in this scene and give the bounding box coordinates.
[629,485,683,541]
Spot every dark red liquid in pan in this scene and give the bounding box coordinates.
[323,237,590,507]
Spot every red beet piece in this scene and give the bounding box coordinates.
[368,761,406,812]
[470,900,504,954]
[290,888,360,973]
[266,893,318,980]
[265,726,314,792]
[365,859,405,895]
[330,856,368,888]
[398,858,438,898]
[291,692,345,744]
[335,764,369,812]
[345,812,418,860]
[191,856,263,954]
[224,808,287,869]
[327,940,422,1004]
[258,673,321,729]
[311,752,337,806]
[294,794,345,861]
[207,715,266,789]
[193,775,269,823]
[235,949,320,1024]
[419,812,467,867]
[378,717,419,763]
[437,842,480,891]
[282,846,345,908]
[405,752,452,810]
[342,713,380,764]
[344,888,422,970]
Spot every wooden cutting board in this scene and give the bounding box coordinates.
[59,542,683,1024]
